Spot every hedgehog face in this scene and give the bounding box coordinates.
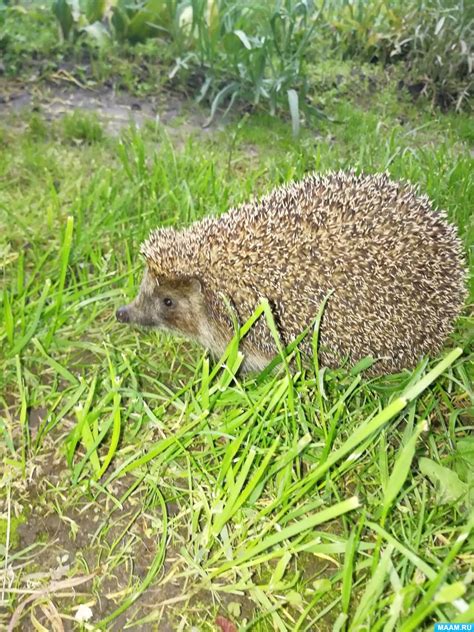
[116,269,207,338]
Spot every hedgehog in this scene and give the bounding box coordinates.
[116,171,467,375]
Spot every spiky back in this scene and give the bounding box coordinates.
[141,171,466,373]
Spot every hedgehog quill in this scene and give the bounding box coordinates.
[116,171,466,375]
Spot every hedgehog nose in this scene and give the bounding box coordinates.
[116,306,130,323]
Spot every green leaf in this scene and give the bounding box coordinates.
[435,581,466,604]
[86,0,106,23]
[341,524,359,614]
[287,89,300,137]
[96,393,122,479]
[350,355,376,375]
[31,338,79,385]
[455,437,474,482]
[10,279,51,357]
[47,214,74,343]
[351,546,393,627]
[3,288,13,345]
[402,348,463,402]
[234,29,252,50]
[382,419,426,515]
[269,551,292,589]
[419,457,468,504]
[127,0,164,43]
[111,6,129,42]
[52,0,74,40]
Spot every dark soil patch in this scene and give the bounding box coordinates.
[1,423,255,630]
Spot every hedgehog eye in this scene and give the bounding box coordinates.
[163,297,173,307]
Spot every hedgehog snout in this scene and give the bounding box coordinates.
[116,306,130,323]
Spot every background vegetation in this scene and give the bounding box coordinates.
[1,0,473,125]
[0,0,473,630]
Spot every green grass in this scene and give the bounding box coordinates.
[0,77,473,630]
[61,111,104,144]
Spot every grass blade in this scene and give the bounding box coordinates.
[287,89,300,137]
[212,496,360,576]
[10,279,51,356]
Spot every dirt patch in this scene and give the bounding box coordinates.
[0,425,253,630]
[0,76,224,138]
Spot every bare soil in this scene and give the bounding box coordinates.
[0,75,224,138]
[2,420,252,631]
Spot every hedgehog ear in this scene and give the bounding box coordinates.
[189,277,202,293]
